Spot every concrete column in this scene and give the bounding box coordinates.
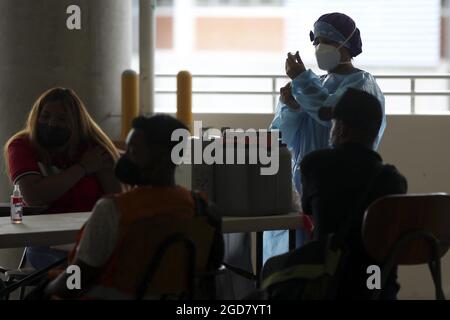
[0,0,132,199]
[0,0,132,272]
[444,0,450,111]
[139,0,156,115]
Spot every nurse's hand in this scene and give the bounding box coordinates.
[280,83,301,111]
[285,51,306,80]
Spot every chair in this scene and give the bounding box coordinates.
[95,214,223,300]
[0,213,223,300]
[0,257,67,300]
[362,193,450,300]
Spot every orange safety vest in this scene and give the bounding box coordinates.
[67,186,200,299]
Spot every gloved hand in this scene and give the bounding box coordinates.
[280,83,301,111]
[285,51,306,80]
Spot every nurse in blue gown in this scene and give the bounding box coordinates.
[264,12,387,262]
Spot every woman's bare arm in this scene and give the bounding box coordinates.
[17,165,85,206]
[16,146,112,206]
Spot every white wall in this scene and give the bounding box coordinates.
[380,115,450,194]
[194,113,450,194]
[193,113,450,299]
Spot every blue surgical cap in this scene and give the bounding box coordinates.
[310,12,363,57]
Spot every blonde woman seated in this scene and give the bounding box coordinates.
[5,87,122,269]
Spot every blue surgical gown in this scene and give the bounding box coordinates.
[263,69,386,262]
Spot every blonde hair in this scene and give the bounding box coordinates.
[4,87,119,175]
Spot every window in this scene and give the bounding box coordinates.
[196,0,283,6]
[131,0,449,114]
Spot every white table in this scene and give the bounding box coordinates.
[0,212,303,249]
[0,212,304,279]
[0,212,91,249]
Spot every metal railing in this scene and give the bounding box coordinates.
[374,75,450,114]
[153,74,450,114]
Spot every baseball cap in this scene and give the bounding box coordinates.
[318,88,382,131]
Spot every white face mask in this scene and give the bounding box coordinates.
[315,44,342,71]
[314,28,357,71]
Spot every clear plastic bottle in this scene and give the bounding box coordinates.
[10,185,23,224]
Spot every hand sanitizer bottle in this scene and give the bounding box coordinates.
[10,185,23,224]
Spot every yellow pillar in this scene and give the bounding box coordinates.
[121,70,140,141]
[177,71,193,133]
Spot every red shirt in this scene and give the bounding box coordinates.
[7,135,105,214]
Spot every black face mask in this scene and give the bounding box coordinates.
[37,123,71,149]
[114,156,144,186]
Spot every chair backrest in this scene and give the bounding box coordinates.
[111,214,215,298]
[362,194,450,265]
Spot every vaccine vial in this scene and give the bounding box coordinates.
[10,185,23,224]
